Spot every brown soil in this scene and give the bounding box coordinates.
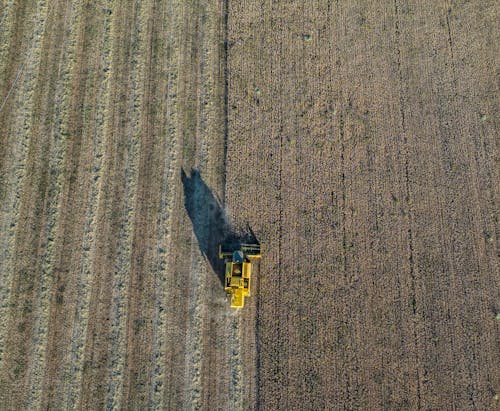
[0,0,498,410]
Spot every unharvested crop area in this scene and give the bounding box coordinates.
[0,0,498,410]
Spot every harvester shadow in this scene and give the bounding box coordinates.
[181,168,259,286]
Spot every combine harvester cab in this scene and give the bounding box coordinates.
[219,243,261,308]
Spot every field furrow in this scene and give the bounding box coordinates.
[0,0,51,374]
[26,2,81,408]
[77,1,144,409]
[59,4,113,408]
[0,1,75,408]
[39,2,112,408]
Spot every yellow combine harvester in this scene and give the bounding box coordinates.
[219,243,261,308]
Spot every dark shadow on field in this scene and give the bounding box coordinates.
[181,168,259,286]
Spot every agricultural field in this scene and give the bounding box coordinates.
[0,0,498,410]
